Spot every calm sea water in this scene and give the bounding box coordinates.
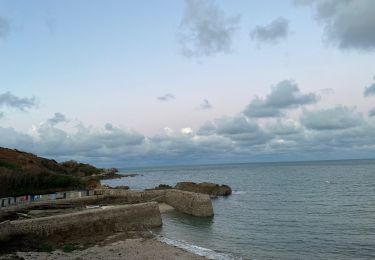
[103,160,375,260]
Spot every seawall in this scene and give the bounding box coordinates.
[1,202,161,242]
[96,189,214,217]
[0,189,214,220]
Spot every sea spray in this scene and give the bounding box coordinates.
[157,236,242,260]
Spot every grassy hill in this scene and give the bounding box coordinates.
[0,147,102,197]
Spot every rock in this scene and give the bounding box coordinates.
[113,186,130,190]
[153,184,173,190]
[175,182,232,196]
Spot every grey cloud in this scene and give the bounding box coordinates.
[364,77,375,97]
[0,16,9,38]
[177,0,240,57]
[267,119,302,136]
[33,123,146,158]
[47,113,67,126]
[0,112,4,119]
[214,116,271,145]
[297,0,375,51]
[301,105,364,130]
[250,17,290,44]
[197,121,216,136]
[0,127,34,151]
[2,105,375,167]
[369,108,375,117]
[0,92,37,111]
[105,123,114,131]
[244,80,319,118]
[157,93,175,101]
[200,99,213,110]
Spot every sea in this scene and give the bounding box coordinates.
[102,159,375,260]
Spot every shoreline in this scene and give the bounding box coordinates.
[4,237,207,260]
[0,203,212,260]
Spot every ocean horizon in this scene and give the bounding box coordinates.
[104,159,375,260]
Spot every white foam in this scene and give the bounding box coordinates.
[232,191,247,195]
[157,236,242,260]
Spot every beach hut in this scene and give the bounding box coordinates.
[15,195,29,205]
[50,193,57,200]
[56,192,66,200]
[0,198,9,208]
[8,197,16,206]
[85,190,94,196]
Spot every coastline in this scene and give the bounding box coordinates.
[6,238,207,260]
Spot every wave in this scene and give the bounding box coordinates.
[157,236,241,260]
[232,190,247,195]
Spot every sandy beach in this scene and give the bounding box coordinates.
[8,238,206,260]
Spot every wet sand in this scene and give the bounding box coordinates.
[11,238,206,260]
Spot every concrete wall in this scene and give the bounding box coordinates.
[1,202,161,241]
[164,190,214,217]
[97,189,213,217]
[1,189,214,219]
[0,221,11,241]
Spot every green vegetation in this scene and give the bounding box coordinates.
[61,160,102,176]
[0,160,20,170]
[0,171,97,197]
[0,147,102,197]
[38,243,54,252]
[62,244,79,253]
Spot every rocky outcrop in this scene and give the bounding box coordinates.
[149,184,173,190]
[175,182,232,196]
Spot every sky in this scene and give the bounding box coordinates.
[1,0,375,167]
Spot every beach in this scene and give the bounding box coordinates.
[7,238,206,260]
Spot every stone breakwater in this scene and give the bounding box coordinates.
[1,189,214,219]
[93,189,214,217]
[0,202,161,242]
[0,189,214,244]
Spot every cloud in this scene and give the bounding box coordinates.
[157,93,175,101]
[200,99,213,109]
[0,127,35,151]
[46,113,68,126]
[250,17,290,44]
[197,121,216,136]
[364,77,375,97]
[208,116,271,145]
[267,119,302,136]
[0,92,37,111]
[1,104,375,167]
[300,105,364,130]
[369,108,375,117]
[177,0,240,57]
[0,16,9,38]
[244,80,319,118]
[296,0,375,51]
